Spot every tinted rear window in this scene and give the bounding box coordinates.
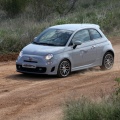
[89,29,102,40]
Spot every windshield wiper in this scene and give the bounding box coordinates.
[33,41,57,46]
[39,43,57,46]
[32,41,40,45]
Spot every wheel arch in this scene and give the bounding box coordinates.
[103,50,114,59]
[100,50,114,70]
[59,58,72,67]
[57,58,72,78]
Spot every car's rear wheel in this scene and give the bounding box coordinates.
[100,52,114,70]
[57,60,71,78]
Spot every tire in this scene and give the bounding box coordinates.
[100,52,114,70]
[57,60,71,78]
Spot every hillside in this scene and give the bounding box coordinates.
[0,0,120,54]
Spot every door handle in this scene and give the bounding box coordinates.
[91,45,96,49]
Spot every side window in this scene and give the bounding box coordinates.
[89,29,102,40]
[72,29,91,43]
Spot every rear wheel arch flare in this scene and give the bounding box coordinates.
[101,51,114,70]
[103,50,114,59]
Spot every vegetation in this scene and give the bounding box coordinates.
[0,0,120,54]
[64,97,120,120]
[63,78,120,120]
[0,0,28,17]
[115,78,120,95]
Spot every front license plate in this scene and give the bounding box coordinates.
[22,64,36,69]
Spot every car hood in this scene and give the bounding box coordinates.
[22,43,65,56]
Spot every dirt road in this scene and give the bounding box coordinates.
[0,42,120,120]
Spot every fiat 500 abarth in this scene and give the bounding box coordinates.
[16,24,114,77]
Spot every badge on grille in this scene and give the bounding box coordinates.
[28,57,32,61]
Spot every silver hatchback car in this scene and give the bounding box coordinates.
[16,24,114,77]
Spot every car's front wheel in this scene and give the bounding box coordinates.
[57,60,71,78]
[100,52,114,70]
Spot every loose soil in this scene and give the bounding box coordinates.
[0,38,120,120]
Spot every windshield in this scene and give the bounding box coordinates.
[33,28,73,46]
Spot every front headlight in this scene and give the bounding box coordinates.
[19,51,23,57]
[45,54,53,60]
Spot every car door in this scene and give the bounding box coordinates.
[70,29,97,68]
[89,29,106,64]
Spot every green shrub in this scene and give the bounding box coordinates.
[0,34,27,53]
[64,96,120,120]
[64,78,120,120]
[55,18,70,25]
[0,19,51,54]
[1,0,28,17]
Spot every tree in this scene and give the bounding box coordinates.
[31,0,77,20]
[1,0,28,17]
[54,0,77,16]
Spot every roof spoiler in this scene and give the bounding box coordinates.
[93,24,100,28]
[81,24,100,28]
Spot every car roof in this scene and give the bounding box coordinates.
[50,24,100,31]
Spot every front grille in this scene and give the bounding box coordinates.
[16,65,46,73]
[24,60,38,63]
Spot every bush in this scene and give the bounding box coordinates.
[64,96,120,120]
[0,35,27,53]
[1,0,28,17]
[0,18,50,54]
[30,0,77,21]
[64,78,120,120]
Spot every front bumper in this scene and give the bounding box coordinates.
[16,54,59,75]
